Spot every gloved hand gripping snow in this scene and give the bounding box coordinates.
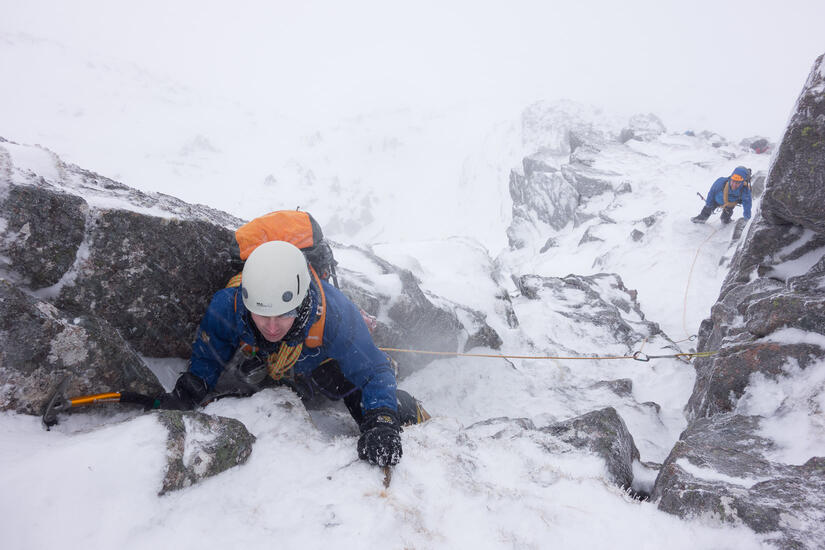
[357,407,402,467]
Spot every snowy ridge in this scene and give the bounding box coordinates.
[0,102,780,549]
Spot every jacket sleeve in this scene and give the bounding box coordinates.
[706,177,727,207]
[742,187,753,219]
[322,288,397,412]
[189,289,241,389]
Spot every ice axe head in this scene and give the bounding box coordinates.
[41,375,72,430]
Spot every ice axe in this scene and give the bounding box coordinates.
[41,375,250,430]
[41,375,158,430]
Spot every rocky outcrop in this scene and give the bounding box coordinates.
[0,140,243,359]
[653,53,825,549]
[542,407,640,489]
[652,414,825,550]
[0,138,495,413]
[55,210,239,357]
[1,184,88,288]
[619,113,666,143]
[466,407,640,491]
[761,57,825,234]
[508,103,666,250]
[512,272,667,353]
[0,280,162,414]
[508,169,580,245]
[156,410,256,495]
[740,136,775,155]
[335,244,501,374]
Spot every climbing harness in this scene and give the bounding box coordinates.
[721,176,751,210]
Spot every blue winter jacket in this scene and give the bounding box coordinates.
[705,177,753,219]
[188,279,398,412]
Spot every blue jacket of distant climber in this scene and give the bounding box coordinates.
[188,279,397,412]
[704,166,753,219]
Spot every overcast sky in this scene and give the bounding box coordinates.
[2,0,825,141]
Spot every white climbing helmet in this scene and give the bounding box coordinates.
[241,241,311,316]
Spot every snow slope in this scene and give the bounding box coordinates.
[0,14,793,550]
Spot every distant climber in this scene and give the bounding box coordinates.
[691,166,752,224]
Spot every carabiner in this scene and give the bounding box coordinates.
[633,351,650,362]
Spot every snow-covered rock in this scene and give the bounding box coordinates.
[653,53,825,550]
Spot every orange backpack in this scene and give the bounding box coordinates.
[231,210,338,287]
[226,210,337,350]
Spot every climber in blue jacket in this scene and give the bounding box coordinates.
[160,241,429,467]
[691,166,753,224]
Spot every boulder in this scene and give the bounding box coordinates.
[619,113,666,143]
[0,140,243,358]
[508,169,580,236]
[653,414,825,550]
[156,410,256,495]
[336,245,498,374]
[512,272,664,352]
[542,407,640,488]
[465,408,641,491]
[0,184,87,289]
[561,164,616,198]
[55,209,238,357]
[761,54,825,233]
[0,280,161,414]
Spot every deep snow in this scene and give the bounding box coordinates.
[0,6,814,549]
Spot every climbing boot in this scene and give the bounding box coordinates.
[720,207,733,224]
[691,205,714,224]
[396,389,432,426]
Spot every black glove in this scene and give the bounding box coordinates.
[357,407,402,466]
[157,372,208,411]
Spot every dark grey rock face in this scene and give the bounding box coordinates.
[687,342,824,419]
[384,268,463,357]
[0,280,161,414]
[652,414,825,550]
[156,410,256,495]
[0,141,245,360]
[0,184,87,288]
[761,54,825,233]
[653,54,825,549]
[542,407,640,488]
[336,245,498,374]
[56,210,238,357]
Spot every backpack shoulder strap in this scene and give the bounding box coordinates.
[722,179,740,209]
[304,267,326,348]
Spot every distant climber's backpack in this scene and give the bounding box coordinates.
[230,210,339,287]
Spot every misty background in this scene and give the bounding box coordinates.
[3,1,824,158]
